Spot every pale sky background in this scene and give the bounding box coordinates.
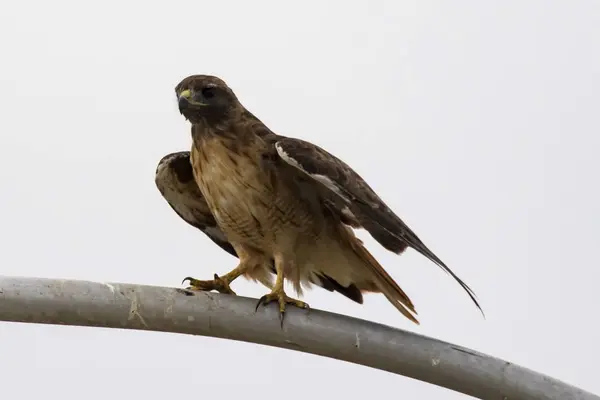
[0,1,599,399]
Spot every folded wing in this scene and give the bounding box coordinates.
[273,137,482,312]
[155,151,237,257]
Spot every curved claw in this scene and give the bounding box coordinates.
[255,294,270,312]
[254,290,309,328]
[182,274,236,295]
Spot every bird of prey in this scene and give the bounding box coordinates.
[155,151,366,302]
[172,74,482,324]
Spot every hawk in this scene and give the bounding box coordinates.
[155,151,366,302]
[173,74,481,324]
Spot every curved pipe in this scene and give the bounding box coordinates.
[0,276,596,400]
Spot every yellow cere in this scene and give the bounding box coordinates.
[179,89,192,99]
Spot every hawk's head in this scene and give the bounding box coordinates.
[175,75,240,124]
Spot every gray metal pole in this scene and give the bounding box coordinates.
[0,275,595,400]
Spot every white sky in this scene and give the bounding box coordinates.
[1,1,599,399]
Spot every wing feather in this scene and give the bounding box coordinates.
[155,151,238,257]
[274,138,482,313]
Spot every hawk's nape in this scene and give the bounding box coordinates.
[154,151,366,303]
[172,74,482,324]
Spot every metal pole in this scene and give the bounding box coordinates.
[0,276,595,400]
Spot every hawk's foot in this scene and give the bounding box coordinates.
[182,274,236,295]
[255,287,309,326]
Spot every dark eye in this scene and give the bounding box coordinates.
[201,87,216,99]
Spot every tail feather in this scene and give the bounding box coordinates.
[312,273,364,304]
[338,225,419,324]
[352,202,483,314]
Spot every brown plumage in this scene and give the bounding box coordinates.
[155,151,364,302]
[173,74,482,324]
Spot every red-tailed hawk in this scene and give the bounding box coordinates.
[155,151,365,302]
[173,74,482,324]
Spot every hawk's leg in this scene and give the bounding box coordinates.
[182,263,247,295]
[255,255,309,324]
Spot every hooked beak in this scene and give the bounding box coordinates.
[178,89,192,112]
[177,89,207,113]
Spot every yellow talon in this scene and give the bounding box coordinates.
[255,286,309,326]
[182,274,236,295]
